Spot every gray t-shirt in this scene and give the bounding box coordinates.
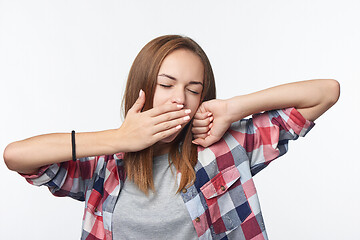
[112,154,198,240]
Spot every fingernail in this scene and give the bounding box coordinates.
[184,116,190,121]
[210,116,214,122]
[139,89,143,97]
[208,112,212,117]
[176,125,181,129]
[185,109,191,114]
[177,104,184,108]
[192,140,198,145]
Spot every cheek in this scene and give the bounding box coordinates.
[188,99,201,117]
[153,88,169,107]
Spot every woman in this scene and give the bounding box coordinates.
[3,35,340,240]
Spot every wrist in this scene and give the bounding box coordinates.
[110,128,128,153]
[227,93,269,122]
[226,96,248,123]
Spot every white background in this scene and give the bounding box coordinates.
[1,0,359,239]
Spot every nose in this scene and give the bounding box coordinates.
[171,88,185,105]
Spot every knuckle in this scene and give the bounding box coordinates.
[197,126,205,132]
[158,131,167,139]
[194,114,203,120]
[197,120,205,126]
[163,122,171,129]
[165,114,172,121]
[199,134,207,139]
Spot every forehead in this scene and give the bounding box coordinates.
[158,49,204,83]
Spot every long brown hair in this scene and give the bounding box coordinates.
[122,35,216,194]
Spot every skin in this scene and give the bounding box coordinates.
[3,48,340,174]
[3,49,205,173]
[192,79,340,147]
[152,49,204,155]
[120,48,205,157]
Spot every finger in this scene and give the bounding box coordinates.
[192,135,220,148]
[193,133,209,140]
[191,126,210,135]
[193,111,212,120]
[152,108,191,125]
[152,114,191,134]
[147,103,184,117]
[153,124,182,142]
[195,102,209,115]
[129,89,146,113]
[192,116,213,127]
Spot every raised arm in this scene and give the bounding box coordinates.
[3,90,191,174]
[192,79,340,147]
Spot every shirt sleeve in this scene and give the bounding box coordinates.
[19,156,102,201]
[228,107,315,176]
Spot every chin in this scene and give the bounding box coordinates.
[160,132,179,143]
[159,123,190,144]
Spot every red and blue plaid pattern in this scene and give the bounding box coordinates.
[21,107,314,240]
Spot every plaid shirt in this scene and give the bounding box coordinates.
[22,107,314,240]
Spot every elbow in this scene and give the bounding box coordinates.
[302,79,340,122]
[326,79,340,106]
[314,79,340,108]
[3,142,24,172]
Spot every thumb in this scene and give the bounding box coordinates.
[192,135,218,148]
[130,89,146,113]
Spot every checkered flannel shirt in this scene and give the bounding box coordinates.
[22,107,314,240]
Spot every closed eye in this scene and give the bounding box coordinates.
[187,89,200,94]
[159,83,200,94]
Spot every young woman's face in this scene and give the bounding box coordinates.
[153,48,204,143]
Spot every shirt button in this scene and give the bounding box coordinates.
[182,188,187,193]
[220,185,226,191]
[195,217,200,222]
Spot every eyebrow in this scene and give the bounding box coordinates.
[158,73,203,85]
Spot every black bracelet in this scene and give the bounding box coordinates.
[71,130,76,161]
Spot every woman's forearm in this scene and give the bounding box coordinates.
[3,129,123,174]
[227,79,340,122]
[4,92,193,174]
